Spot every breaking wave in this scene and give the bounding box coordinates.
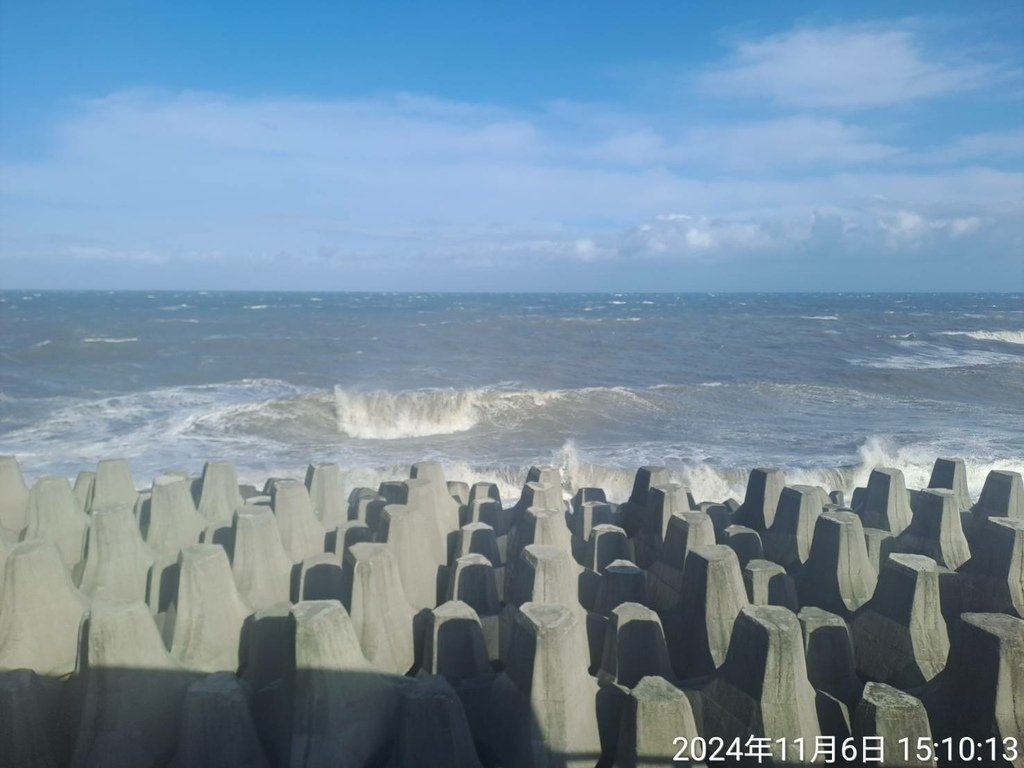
[331,386,651,440]
[938,330,1024,345]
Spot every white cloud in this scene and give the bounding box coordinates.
[1,88,1021,286]
[700,24,1010,109]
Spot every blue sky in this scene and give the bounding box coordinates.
[1,1,1022,290]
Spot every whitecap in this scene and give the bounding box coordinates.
[938,330,1024,345]
[82,337,138,344]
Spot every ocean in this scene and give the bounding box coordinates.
[1,291,1022,503]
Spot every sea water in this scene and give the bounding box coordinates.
[1,291,1021,503]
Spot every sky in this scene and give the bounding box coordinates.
[1,1,1022,291]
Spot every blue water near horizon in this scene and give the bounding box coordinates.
[2,290,1022,502]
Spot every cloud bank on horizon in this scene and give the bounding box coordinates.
[1,4,1021,291]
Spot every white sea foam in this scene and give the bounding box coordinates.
[30,340,52,348]
[82,337,138,344]
[800,315,839,321]
[245,305,269,310]
[938,330,1024,345]
[847,341,1020,370]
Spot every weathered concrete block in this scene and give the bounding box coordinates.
[972,469,1024,524]
[230,508,293,610]
[296,553,345,602]
[893,488,971,570]
[763,484,825,571]
[22,475,89,568]
[79,504,155,603]
[380,503,442,610]
[927,457,971,512]
[289,600,409,768]
[141,473,205,557]
[342,543,417,674]
[701,606,820,760]
[90,458,138,512]
[598,603,673,689]
[271,480,326,562]
[664,544,748,680]
[646,512,715,612]
[744,558,798,611]
[922,612,1024,755]
[168,544,252,673]
[71,601,197,768]
[421,600,493,685]
[851,554,949,687]
[721,524,763,569]
[0,540,89,676]
[584,523,632,575]
[797,510,877,616]
[305,462,347,528]
[960,516,1024,617]
[594,560,647,617]
[858,468,913,535]
[798,607,862,711]
[734,467,785,531]
[195,460,243,524]
[853,683,934,768]
[614,676,699,768]
[496,602,601,768]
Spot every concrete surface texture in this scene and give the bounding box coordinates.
[0,453,1020,767]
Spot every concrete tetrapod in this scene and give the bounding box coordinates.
[230,508,294,610]
[858,468,913,535]
[960,516,1024,617]
[194,460,243,524]
[289,600,411,768]
[305,461,347,528]
[78,504,156,603]
[446,554,501,659]
[141,473,205,557]
[22,475,89,569]
[615,676,701,768]
[663,544,748,680]
[743,559,798,610]
[598,602,673,690]
[0,540,89,676]
[922,612,1024,765]
[796,510,877,616]
[850,554,950,688]
[852,682,935,768]
[71,600,198,768]
[494,602,601,768]
[927,457,972,512]
[90,458,138,512]
[168,544,252,673]
[646,512,716,612]
[619,467,671,537]
[893,488,971,570]
[701,605,821,764]
[0,456,29,535]
[762,484,826,571]
[798,607,863,713]
[341,542,417,675]
[734,467,785,532]
[173,672,270,768]
[379,503,442,610]
[584,524,632,575]
[420,600,497,754]
[410,460,462,534]
[972,469,1024,524]
[270,480,326,562]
